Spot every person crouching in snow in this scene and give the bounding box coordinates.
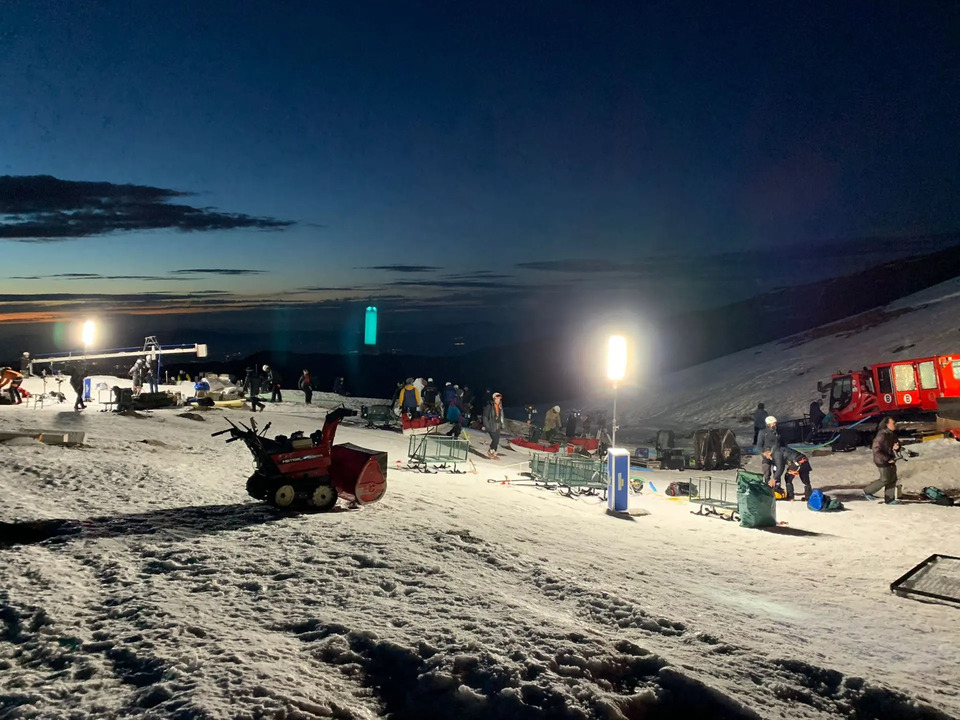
[483,392,505,458]
[398,378,420,418]
[0,368,24,404]
[764,447,813,501]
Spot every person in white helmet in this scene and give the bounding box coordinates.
[543,404,562,442]
[263,364,282,402]
[20,351,31,377]
[756,416,781,484]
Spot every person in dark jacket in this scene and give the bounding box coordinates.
[69,367,85,410]
[864,417,901,504]
[145,358,159,394]
[809,399,826,429]
[483,392,505,458]
[299,370,313,404]
[442,382,457,412]
[398,378,420,416]
[460,385,474,420]
[332,376,343,395]
[752,403,767,445]
[765,446,813,501]
[243,366,265,411]
[264,365,282,402]
[756,416,780,483]
[20,352,31,377]
[421,378,439,413]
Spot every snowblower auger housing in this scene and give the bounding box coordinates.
[213,407,387,511]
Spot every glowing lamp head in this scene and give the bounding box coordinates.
[81,320,96,348]
[607,335,627,382]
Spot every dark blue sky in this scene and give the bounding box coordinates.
[1,1,958,354]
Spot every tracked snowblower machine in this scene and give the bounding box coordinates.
[213,407,387,511]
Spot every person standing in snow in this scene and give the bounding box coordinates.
[752,403,767,445]
[543,405,562,442]
[483,392,505,458]
[460,386,474,423]
[129,359,144,396]
[398,378,420,417]
[445,394,463,439]
[299,369,313,405]
[69,366,86,410]
[20,352,31,377]
[264,365,282,402]
[145,357,159,394]
[441,382,457,414]
[864,417,901,504]
[756,416,781,484]
[808,399,825,429]
[243,367,265,412]
[421,378,439,413]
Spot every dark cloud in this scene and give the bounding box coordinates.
[295,286,361,292]
[388,279,518,289]
[9,273,188,281]
[515,259,630,273]
[0,175,294,241]
[360,265,442,273]
[444,271,515,280]
[171,268,266,276]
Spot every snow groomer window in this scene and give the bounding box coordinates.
[877,367,893,394]
[894,364,917,391]
[954,361,960,380]
[918,361,937,389]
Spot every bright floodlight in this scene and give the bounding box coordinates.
[607,335,627,382]
[81,320,96,348]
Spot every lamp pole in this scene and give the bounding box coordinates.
[606,334,627,449]
[612,381,618,448]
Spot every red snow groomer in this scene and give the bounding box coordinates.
[213,407,387,511]
[818,354,960,423]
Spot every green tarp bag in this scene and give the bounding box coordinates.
[737,470,777,528]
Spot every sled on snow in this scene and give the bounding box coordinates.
[528,453,606,498]
[405,434,470,473]
[401,413,453,436]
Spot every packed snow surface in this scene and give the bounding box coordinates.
[2,279,960,719]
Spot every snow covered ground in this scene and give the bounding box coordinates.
[1,281,959,719]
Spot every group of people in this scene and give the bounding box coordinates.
[240,365,284,411]
[395,378,476,424]
[128,357,159,396]
[754,401,904,505]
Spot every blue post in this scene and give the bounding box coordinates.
[83,377,92,402]
[607,448,629,513]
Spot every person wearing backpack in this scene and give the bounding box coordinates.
[864,417,901,504]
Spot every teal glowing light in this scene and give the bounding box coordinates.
[364,306,378,345]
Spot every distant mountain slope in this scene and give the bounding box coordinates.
[610,276,960,437]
